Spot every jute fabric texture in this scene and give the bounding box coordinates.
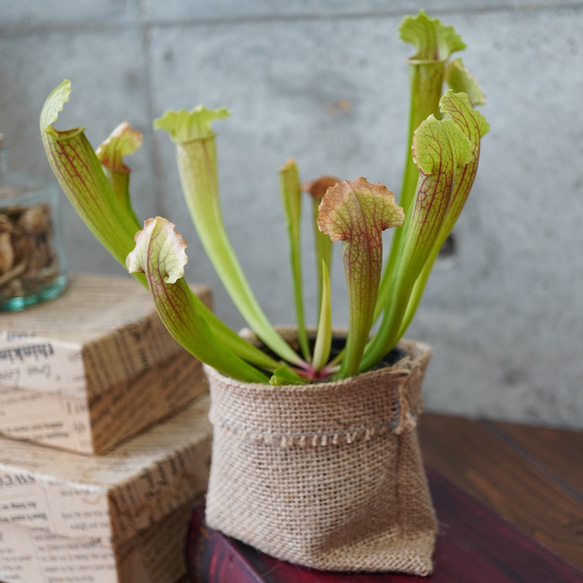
[205,338,437,576]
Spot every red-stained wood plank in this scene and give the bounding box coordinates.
[186,470,583,582]
[418,413,583,568]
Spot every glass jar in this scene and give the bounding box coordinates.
[0,143,67,311]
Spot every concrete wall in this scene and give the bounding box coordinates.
[1,1,582,428]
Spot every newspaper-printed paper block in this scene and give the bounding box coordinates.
[0,395,211,549]
[0,500,199,583]
[0,274,211,399]
[0,351,207,454]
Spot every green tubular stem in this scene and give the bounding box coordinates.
[337,238,380,380]
[129,253,279,371]
[312,261,332,372]
[102,168,141,227]
[359,291,407,373]
[363,115,471,372]
[127,216,270,384]
[394,92,488,343]
[394,242,439,342]
[151,278,269,384]
[175,137,303,366]
[313,196,332,319]
[402,62,445,212]
[268,362,309,385]
[328,346,345,368]
[40,82,142,260]
[362,218,432,373]
[104,169,129,206]
[42,130,139,264]
[376,62,445,322]
[193,294,281,371]
[317,179,404,380]
[395,157,484,342]
[130,242,279,372]
[132,270,280,371]
[360,220,417,373]
[290,233,310,362]
[280,161,310,361]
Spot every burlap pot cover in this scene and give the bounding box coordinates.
[205,338,437,576]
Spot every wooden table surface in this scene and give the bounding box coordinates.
[418,413,583,570]
[179,413,583,582]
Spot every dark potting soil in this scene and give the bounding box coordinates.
[257,335,408,381]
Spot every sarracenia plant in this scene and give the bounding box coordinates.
[40,10,488,384]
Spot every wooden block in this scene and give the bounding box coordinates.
[185,469,583,582]
[0,395,211,549]
[0,351,207,454]
[0,499,200,583]
[0,273,211,454]
[0,274,211,398]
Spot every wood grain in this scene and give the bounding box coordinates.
[418,413,583,568]
[491,420,583,500]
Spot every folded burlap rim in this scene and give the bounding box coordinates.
[206,328,432,447]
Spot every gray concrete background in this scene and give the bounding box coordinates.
[1,2,581,428]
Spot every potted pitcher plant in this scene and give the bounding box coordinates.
[40,10,488,576]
